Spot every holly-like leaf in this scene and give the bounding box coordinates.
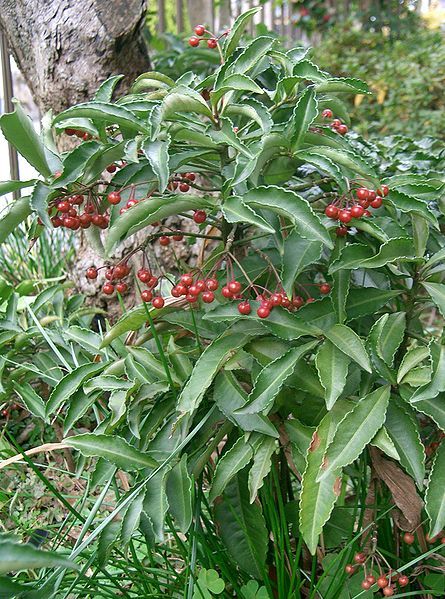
[288,87,318,150]
[324,324,371,373]
[345,288,403,321]
[398,346,431,384]
[248,436,277,503]
[376,311,406,367]
[0,541,79,574]
[315,340,350,410]
[13,382,47,422]
[0,196,31,244]
[0,179,36,197]
[410,342,445,403]
[210,436,254,502]
[53,101,149,134]
[46,362,106,416]
[422,282,445,318]
[387,190,439,228]
[296,146,378,185]
[142,137,170,193]
[329,238,416,273]
[222,195,275,233]
[281,232,323,297]
[223,6,263,57]
[65,433,158,469]
[317,386,390,481]
[166,455,193,533]
[425,441,445,537]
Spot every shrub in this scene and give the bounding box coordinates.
[1,8,444,597]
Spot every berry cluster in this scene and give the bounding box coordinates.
[86,262,132,296]
[345,550,410,596]
[324,184,389,237]
[51,194,109,231]
[188,24,228,49]
[65,128,92,141]
[321,108,348,135]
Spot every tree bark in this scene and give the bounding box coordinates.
[0,0,149,114]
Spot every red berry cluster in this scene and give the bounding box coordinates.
[324,183,389,237]
[169,172,196,193]
[321,108,348,135]
[51,194,109,230]
[188,24,228,49]
[65,128,92,141]
[170,273,218,304]
[345,549,410,596]
[86,262,132,295]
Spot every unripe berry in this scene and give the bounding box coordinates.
[322,108,333,119]
[179,182,190,192]
[159,236,170,246]
[103,282,114,295]
[206,278,218,291]
[228,280,242,294]
[189,36,200,47]
[141,290,153,302]
[152,296,165,309]
[325,204,339,219]
[319,283,331,295]
[238,301,251,315]
[194,25,205,36]
[338,209,352,224]
[202,291,215,303]
[257,306,270,319]
[86,267,98,279]
[116,282,128,294]
[351,205,365,218]
[403,532,415,545]
[193,210,207,224]
[207,38,218,49]
[107,191,121,205]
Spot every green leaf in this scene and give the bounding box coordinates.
[94,75,124,102]
[121,488,145,546]
[425,441,445,537]
[422,282,445,318]
[210,436,254,502]
[228,37,275,77]
[289,87,318,150]
[324,324,371,373]
[223,6,263,57]
[293,60,328,82]
[0,179,35,196]
[410,343,445,403]
[214,372,279,437]
[385,401,425,490]
[46,362,106,416]
[131,71,175,93]
[296,146,378,185]
[387,190,439,228]
[317,386,390,481]
[409,396,445,431]
[161,86,213,120]
[329,238,416,273]
[0,100,52,176]
[53,141,102,187]
[315,340,350,410]
[0,196,31,244]
[237,341,319,415]
[398,346,431,384]
[142,137,170,193]
[0,541,79,574]
[281,232,323,297]
[367,315,397,384]
[330,242,350,324]
[65,433,158,469]
[166,455,193,533]
[376,312,406,367]
[53,101,149,134]
[212,74,263,104]
[345,288,402,321]
[371,427,400,461]
[315,77,370,94]
[143,469,169,541]
[13,382,47,422]
[176,325,260,417]
[243,185,333,249]
[222,195,275,233]
[248,437,277,503]
[30,180,54,228]
[105,194,211,253]
[296,150,347,192]
[214,471,268,579]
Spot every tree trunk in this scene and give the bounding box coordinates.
[187,0,214,32]
[0,0,149,114]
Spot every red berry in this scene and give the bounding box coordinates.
[363,209,371,217]
[172,234,184,241]
[91,214,102,226]
[63,216,79,229]
[260,299,273,311]
[138,269,151,283]
[345,565,354,575]
[1,409,8,417]
[116,282,128,294]
[65,128,76,136]
[293,296,305,308]
[380,184,389,196]
[193,210,207,224]
[337,124,348,135]
[354,552,366,564]
[189,36,200,47]
[105,268,115,281]
[383,587,394,597]
[228,281,242,294]
[79,213,91,228]
[188,285,200,296]
[141,290,153,302]
[206,278,218,291]
[185,172,196,181]
[86,267,98,280]
[221,286,233,298]
[126,199,138,208]
[175,283,187,295]
[186,293,198,303]
[325,204,339,219]
[281,296,291,308]
[368,190,377,201]
[152,296,165,309]
[103,282,114,295]
[106,164,117,173]
[398,575,409,587]
[70,194,84,205]
[159,236,170,246]
[331,118,342,128]
[195,280,206,292]
[179,182,190,192]
[257,306,270,319]
[202,291,215,303]
[82,132,91,141]
[366,575,376,584]
[51,216,62,227]
[377,576,389,589]
[194,25,205,36]
[57,200,70,213]
[148,276,159,288]
[356,188,369,201]
[338,209,352,224]
[171,286,182,298]
[207,38,218,49]
[180,274,194,287]
[84,203,95,214]
[238,301,251,315]
[68,207,78,217]
[114,264,129,279]
[370,196,383,209]
[322,108,333,119]
[306,297,315,303]
[107,191,121,205]
[403,532,415,545]
[361,580,371,590]
[98,215,109,229]
[358,198,370,208]
[319,283,331,294]
[350,205,365,218]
